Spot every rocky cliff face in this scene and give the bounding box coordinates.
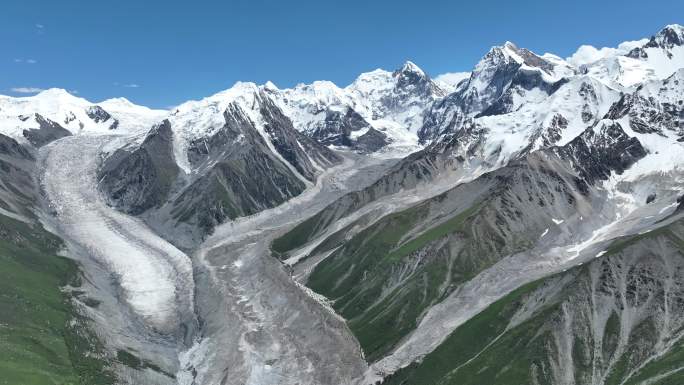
[97,84,342,241]
[22,113,72,147]
[0,133,36,218]
[167,104,309,235]
[98,120,180,215]
[419,42,573,143]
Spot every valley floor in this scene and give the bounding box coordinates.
[38,134,395,384]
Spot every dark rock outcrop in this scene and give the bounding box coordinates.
[98,120,179,215]
[0,134,36,217]
[22,114,72,147]
[170,104,309,234]
[556,121,647,186]
[258,94,341,180]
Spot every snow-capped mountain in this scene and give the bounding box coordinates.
[0,88,166,146]
[262,80,378,150]
[419,42,576,142]
[266,61,445,155]
[396,25,684,193]
[98,82,341,243]
[346,61,446,134]
[166,81,339,176]
[576,24,684,88]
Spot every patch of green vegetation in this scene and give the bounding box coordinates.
[271,214,320,255]
[383,280,554,385]
[572,335,594,384]
[623,341,684,385]
[308,204,429,298]
[306,200,493,360]
[350,259,450,361]
[605,318,658,385]
[272,191,367,256]
[386,203,482,262]
[603,311,620,361]
[307,221,358,256]
[117,349,143,369]
[0,214,114,385]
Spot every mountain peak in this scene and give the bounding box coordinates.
[213,81,261,100]
[28,88,90,108]
[477,41,554,75]
[503,41,519,51]
[34,88,78,100]
[263,80,279,91]
[100,97,135,107]
[662,23,684,35]
[477,41,527,69]
[654,23,684,48]
[398,61,426,76]
[488,41,519,55]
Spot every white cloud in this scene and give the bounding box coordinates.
[115,82,140,88]
[14,58,38,64]
[11,87,45,94]
[35,24,44,29]
[566,39,648,67]
[434,72,470,92]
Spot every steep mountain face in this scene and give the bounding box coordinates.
[419,42,575,142]
[264,81,379,150]
[266,61,445,154]
[277,122,647,362]
[555,120,648,185]
[98,120,180,215]
[98,82,342,243]
[606,68,684,139]
[21,113,73,147]
[166,106,309,237]
[346,61,446,134]
[0,134,36,219]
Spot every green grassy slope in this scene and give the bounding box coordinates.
[306,202,487,361]
[0,214,113,385]
[384,222,684,385]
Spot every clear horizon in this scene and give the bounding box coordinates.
[2,0,682,108]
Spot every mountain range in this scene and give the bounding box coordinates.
[1,24,684,385]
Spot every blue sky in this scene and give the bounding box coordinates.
[2,0,682,108]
